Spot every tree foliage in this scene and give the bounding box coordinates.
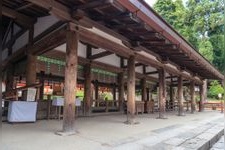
[208,80,224,99]
[153,0,225,73]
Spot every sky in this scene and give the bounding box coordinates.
[145,0,158,6]
[145,0,188,7]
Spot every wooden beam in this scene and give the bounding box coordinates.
[2,20,13,47]
[2,6,36,28]
[178,76,184,116]
[3,28,27,50]
[26,0,72,21]
[145,71,158,75]
[32,26,67,55]
[77,26,134,58]
[89,51,113,60]
[62,25,78,134]
[33,21,66,43]
[123,62,143,68]
[126,56,136,124]
[16,2,33,11]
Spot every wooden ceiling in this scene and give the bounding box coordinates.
[2,0,223,80]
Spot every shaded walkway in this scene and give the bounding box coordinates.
[2,111,224,150]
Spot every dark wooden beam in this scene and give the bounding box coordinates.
[2,20,13,47]
[73,0,111,10]
[3,28,27,50]
[123,62,143,68]
[16,2,33,11]
[32,26,67,55]
[145,71,158,75]
[2,6,36,28]
[89,51,113,60]
[33,21,66,43]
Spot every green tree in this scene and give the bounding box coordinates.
[208,80,224,99]
[198,38,214,63]
[153,0,224,73]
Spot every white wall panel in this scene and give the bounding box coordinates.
[96,54,120,67]
[12,31,28,53]
[135,66,143,73]
[2,49,8,61]
[34,15,59,38]
[55,42,87,57]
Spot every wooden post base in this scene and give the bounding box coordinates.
[55,130,78,136]
[156,116,168,119]
[177,113,185,116]
[124,120,140,125]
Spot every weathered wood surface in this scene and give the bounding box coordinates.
[190,80,195,113]
[63,25,78,133]
[178,76,184,116]
[126,56,136,124]
[158,68,166,118]
[84,64,92,116]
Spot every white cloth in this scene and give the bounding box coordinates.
[52,97,82,106]
[7,101,37,122]
[52,97,64,106]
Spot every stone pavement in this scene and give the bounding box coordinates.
[2,111,224,150]
[110,118,224,150]
[210,136,224,150]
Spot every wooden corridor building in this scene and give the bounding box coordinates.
[2,0,224,134]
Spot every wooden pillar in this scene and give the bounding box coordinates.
[26,54,37,85]
[178,76,184,116]
[39,71,45,100]
[95,82,99,100]
[190,80,195,113]
[141,77,147,101]
[6,64,14,91]
[126,56,136,124]
[62,25,78,134]
[147,88,150,101]
[26,27,36,86]
[84,64,92,116]
[158,68,166,119]
[118,72,125,111]
[113,85,116,100]
[169,84,173,110]
[199,80,206,112]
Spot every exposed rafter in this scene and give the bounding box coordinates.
[89,51,113,60]
[2,6,36,28]
[145,71,158,75]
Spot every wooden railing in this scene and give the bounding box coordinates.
[204,101,224,113]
